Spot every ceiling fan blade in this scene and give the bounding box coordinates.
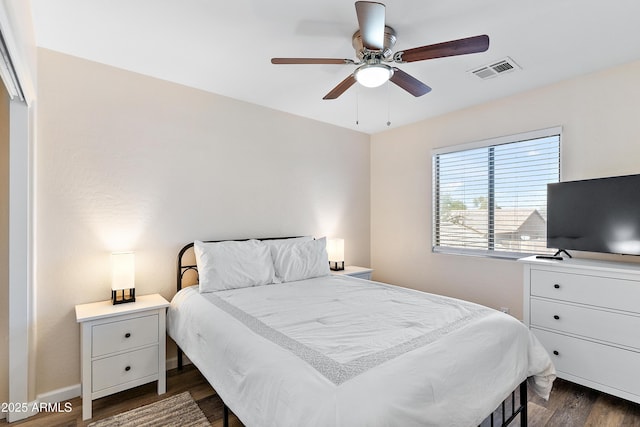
[355,1,386,50]
[323,74,357,100]
[389,68,432,97]
[395,34,490,63]
[271,58,353,65]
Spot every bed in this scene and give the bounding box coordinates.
[167,237,555,427]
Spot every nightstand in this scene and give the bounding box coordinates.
[75,293,170,420]
[332,265,373,280]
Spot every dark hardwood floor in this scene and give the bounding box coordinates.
[0,365,241,427]
[3,366,640,426]
[526,378,640,427]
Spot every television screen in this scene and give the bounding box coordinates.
[547,174,640,256]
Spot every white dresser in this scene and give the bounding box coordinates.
[75,294,170,420]
[520,256,640,404]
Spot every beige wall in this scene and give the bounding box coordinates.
[0,71,9,416]
[371,59,640,320]
[35,48,370,395]
[34,46,640,398]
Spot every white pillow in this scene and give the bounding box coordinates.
[265,236,313,247]
[194,240,275,292]
[271,237,330,283]
[265,236,312,283]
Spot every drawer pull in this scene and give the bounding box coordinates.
[553,284,560,289]
[553,350,559,356]
[125,333,131,338]
[125,366,131,372]
[553,315,560,320]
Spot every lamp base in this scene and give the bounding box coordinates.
[112,288,136,305]
[329,261,344,271]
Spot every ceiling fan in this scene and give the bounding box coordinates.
[271,1,489,100]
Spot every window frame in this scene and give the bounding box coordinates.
[431,126,562,259]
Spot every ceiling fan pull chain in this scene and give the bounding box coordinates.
[356,84,360,125]
[386,80,391,126]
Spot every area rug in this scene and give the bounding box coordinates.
[88,391,209,427]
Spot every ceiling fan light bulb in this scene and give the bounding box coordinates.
[355,64,392,88]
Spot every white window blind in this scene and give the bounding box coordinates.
[432,127,561,258]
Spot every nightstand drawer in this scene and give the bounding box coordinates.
[92,346,159,392]
[531,298,640,349]
[92,314,158,357]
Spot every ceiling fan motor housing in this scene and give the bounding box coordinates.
[352,26,397,60]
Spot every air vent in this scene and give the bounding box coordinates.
[469,57,520,80]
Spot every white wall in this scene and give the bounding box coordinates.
[34,46,640,400]
[371,59,640,320]
[35,48,370,395]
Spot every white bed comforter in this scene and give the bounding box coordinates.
[167,275,555,427]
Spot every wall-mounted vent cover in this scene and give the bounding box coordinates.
[470,57,520,80]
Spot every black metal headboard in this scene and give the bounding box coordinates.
[176,236,304,292]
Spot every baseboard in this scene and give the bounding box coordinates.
[37,383,81,404]
[166,355,192,370]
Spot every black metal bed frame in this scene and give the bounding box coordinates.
[175,238,528,427]
[480,381,528,427]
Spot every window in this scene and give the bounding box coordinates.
[432,127,561,258]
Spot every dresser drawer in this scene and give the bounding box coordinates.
[530,269,640,313]
[533,328,640,397]
[92,314,158,357]
[531,299,640,349]
[92,346,159,392]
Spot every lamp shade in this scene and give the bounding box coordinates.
[327,238,345,271]
[327,238,344,262]
[111,252,135,291]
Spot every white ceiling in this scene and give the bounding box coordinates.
[30,0,640,134]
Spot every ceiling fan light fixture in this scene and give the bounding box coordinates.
[355,63,393,88]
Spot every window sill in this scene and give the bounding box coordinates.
[432,246,550,260]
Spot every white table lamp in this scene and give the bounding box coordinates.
[111,252,136,304]
[327,238,345,271]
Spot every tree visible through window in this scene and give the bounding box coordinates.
[432,129,560,258]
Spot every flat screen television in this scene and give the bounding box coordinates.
[547,174,640,256]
